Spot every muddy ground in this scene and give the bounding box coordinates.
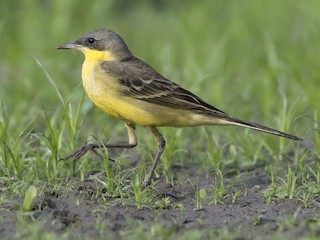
[0,165,318,240]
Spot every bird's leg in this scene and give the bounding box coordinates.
[61,123,137,161]
[141,126,166,189]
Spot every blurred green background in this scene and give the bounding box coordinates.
[1,0,319,148]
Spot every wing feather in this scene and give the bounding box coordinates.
[101,57,228,118]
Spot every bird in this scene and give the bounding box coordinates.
[58,29,301,188]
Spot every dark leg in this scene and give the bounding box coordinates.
[61,123,137,161]
[141,126,166,188]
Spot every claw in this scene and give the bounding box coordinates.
[60,143,96,161]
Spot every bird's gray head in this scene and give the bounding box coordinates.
[58,29,132,61]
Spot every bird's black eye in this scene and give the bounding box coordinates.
[87,37,96,44]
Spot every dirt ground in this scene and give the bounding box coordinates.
[0,165,318,240]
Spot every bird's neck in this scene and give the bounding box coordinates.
[80,48,116,62]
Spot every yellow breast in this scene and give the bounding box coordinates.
[81,59,123,119]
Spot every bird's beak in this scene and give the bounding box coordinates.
[57,42,81,49]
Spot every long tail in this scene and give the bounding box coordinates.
[224,117,302,141]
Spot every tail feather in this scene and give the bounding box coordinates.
[225,117,302,141]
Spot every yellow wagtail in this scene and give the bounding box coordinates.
[58,29,301,188]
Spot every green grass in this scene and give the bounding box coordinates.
[1,0,320,239]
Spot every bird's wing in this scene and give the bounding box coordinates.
[101,57,229,117]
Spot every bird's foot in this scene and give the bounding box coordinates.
[60,143,99,161]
